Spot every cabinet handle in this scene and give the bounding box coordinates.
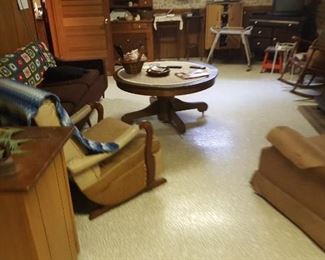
[257,42,261,46]
[104,18,109,24]
[254,21,258,25]
[288,23,292,27]
[273,37,277,41]
[138,25,141,29]
[258,30,262,34]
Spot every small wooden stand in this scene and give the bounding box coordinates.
[0,127,79,260]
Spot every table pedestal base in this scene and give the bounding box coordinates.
[121,97,208,134]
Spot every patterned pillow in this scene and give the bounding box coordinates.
[0,41,56,87]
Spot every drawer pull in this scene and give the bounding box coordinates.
[258,30,262,34]
[254,21,258,25]
[273,37,277,41]
[257,42,261,46]
[288,23,292,27]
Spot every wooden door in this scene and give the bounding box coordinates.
[45,0,114,74]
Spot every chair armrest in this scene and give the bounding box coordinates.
[67,124,140,175]
[55,58,106,75]
[267,126,325,169]
[70,102,104,125]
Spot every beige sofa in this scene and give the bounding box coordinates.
[251,126,325,250]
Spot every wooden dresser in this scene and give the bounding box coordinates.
[111,20,154,61]
[0,127,78,260]
[249,15,304,57]
[110,0,154,61]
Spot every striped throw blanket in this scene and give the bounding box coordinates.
[0,79,118,153]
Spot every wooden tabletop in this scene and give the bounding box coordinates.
[0,127,73,192]
[114,61,218,97]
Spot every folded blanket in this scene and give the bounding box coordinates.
[0,79,118,154]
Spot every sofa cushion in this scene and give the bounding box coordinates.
[42,69,100,88]
[0,41,56,87]
[43,66,86,83]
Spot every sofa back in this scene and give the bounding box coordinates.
[0,41,56,87]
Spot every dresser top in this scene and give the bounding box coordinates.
[0,127,72,192]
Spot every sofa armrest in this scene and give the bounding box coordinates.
[55,58,106,75]
[67,124,140,175]
[267,126,325,169]
[70,102,104,125]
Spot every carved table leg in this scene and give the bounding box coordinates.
[121,101,159,124]
[171,98,208,113]
[168,110,186,134]
[121,96,208,134]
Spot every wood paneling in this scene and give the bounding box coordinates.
[0,0,37,56]
[46,0,114,74]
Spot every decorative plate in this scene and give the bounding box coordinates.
[146,66,170,77]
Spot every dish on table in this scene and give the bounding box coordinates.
[146,66,170,77]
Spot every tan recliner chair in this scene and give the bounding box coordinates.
[34,100,166,219]
[251,126,325,250]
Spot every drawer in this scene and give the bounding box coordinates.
[252,27,272,37]
[111,22,151,32]
[132,22,149,30]
[273,28,300,42]
[111,23,131,32]
[251,38,272,51]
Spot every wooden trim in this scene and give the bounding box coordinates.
[103,0,114,74]
[45,0,62,57]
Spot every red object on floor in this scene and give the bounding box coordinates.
[261,46,283,73]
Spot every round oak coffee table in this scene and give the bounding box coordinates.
[114,61,218,134]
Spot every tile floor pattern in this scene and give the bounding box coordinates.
[76,63,324,260]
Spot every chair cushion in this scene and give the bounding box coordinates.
[83,118,160,153]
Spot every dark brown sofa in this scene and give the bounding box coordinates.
[0,41,107,115]
[251,126,325,250]
[39,58,108,115]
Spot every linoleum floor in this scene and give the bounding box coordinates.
[76,63,324,260]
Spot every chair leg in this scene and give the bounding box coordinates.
[207,32,220,64]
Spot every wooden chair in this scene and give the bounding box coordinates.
[278,34,325,98]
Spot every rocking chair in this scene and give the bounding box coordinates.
[278,34,325,98]
[0,79,166,220]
